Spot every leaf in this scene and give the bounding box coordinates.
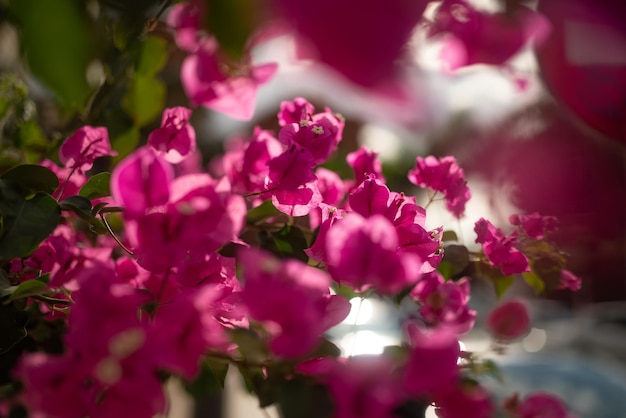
[307,338,341,359]
[9,279,47,302]
[79,172,111,200]
[0,187,60,259]
[493,275,515,299]
[0,164,59,196]
[522,271,545,294]
[442,230,458,242]
[205,0,260,61]
[135,36,168,77]
[277,376,333,418]
[111,125,141,163]
[258,224,309,262]
[0,303,28,354]
[10,0,94,109]
[60,195,93,216]
[184,356,230,397]
[246,199,281,224]
[437,245,470,280]
[229,328,270,364]
[122,75,166,126]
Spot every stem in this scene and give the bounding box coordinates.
[347,297,364,357]
[55,165,78,200]
[99,213,134,256]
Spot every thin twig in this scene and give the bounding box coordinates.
[99,213,134,256]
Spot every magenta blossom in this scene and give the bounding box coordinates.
[238,248,350,358]
[166,0,203,52]
[325,213,422,294]
[558,269,582,292]
[403,323,460,397]
[408,155,471,218]
[181,38,277,121]
[434,383,493,418]
[428,0,550,71]
[346,146,385,187]
[277,97,315,127]
[486,299,531,341]
[515,392,572,418]
[110,146,173,218]
[327,356,402,418]
[509,212,559,240]
[474,218,530,276]
[59,126,116,172]
[410,272,476,334]
[147,106,196,164]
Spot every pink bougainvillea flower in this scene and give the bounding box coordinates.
[110,146,173,218]
[277,97,315,127]
[325,213,422,294]
[428,0,551,70]
[327,356,402,418]
[40,159,87,200]
[486,299,531,341]
[403,323,460,397]
[434,383,493,418]
[147,106,196,164]
[474,218,530,275]
[278,108,344,165]
[266,144,317,190]
[558,269,582,292]
[59,126,116,172]
[410,271,476,334]
[305,205,345,264]
[239,248,350,358]
[274,0,428,86]
[151,285,230,378]
[408,156,471,218]
[221,128,283,195]
[166,0,203,52]
[271,179,323,217]
[509,212,559,240]
[516,392,571,418]
[181,38,277,121]
[346,146,385,187]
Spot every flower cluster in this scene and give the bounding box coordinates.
[0,97,583,418]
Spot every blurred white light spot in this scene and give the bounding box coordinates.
[358,124,403,162]
[338,330,399,356]
[342,297,373,325]
[458,340,467,365]
[425,405,438,418]
[522,328,547,353]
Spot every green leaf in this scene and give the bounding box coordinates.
[122,75,165,126]
[205,0,259,61]
[8,278,47,302]
[60,195,92,215]
[136,36,168,77]
[0,302,28,354]
[258,224,309,262]
[493,275,515,299]
[246,199,281,224]
[10,0,94,109]
[522,271,545,294]
[442,230,458,242]
[0,186,60,259]
[184,356,230,397]
[277,376,333,418]
[111,125,141,163]
[229,328,270,364]
[79,172,111,200]
[1,164,59,196]
[437,245,470,280]
[307,338,341,359]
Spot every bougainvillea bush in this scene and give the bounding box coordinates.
[0,0,591,417]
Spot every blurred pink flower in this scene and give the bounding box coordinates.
[486,299,531,341]
[346,147,385,187]
[475,218,530,275]
[517,392,572,418]
[147,107,196,164]
[558,269,582,292]
[59,126,116,172]
[408,155,471,218]
[181,38,277,121]
[239,248,350,358]
[509,212,559,240]
[410,272,476,334]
